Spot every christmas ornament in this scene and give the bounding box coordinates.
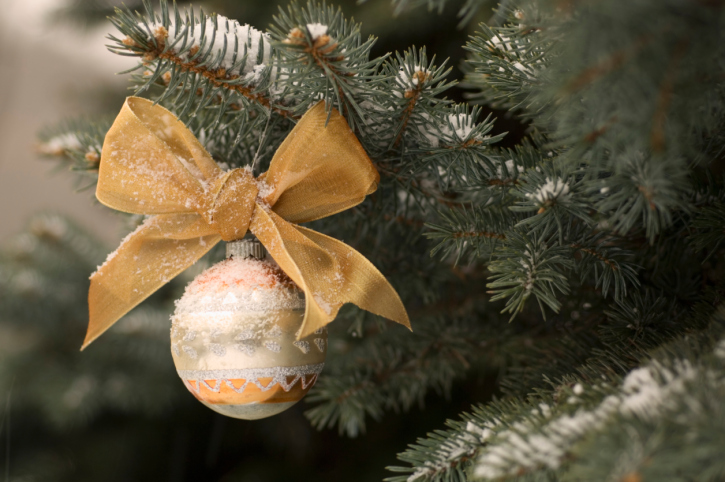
[171,238,326,419]
[84,97,410,354]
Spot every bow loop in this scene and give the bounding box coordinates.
[260,102,380,224]
[84,97,410,349]
[96,98,222,216]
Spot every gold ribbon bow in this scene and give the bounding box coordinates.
[84,97,410,349]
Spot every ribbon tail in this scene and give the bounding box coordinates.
[294,225,411,333]
[84,214,221,349]
[250,207,334,339]
[250,205,410,339]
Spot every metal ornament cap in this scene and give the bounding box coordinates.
[226,238,266,260]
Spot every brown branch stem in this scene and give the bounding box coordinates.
[134,29,297,119]
[650,37,689,152]
[571,243,619,270]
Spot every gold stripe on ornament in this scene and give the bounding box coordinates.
[178,364,323,405]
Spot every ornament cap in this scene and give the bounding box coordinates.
[226,238,266,260]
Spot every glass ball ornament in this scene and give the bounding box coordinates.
[170,238,326,420]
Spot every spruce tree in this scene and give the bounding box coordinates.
[3,0,725,480]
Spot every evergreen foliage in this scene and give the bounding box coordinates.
[4,0,725,480]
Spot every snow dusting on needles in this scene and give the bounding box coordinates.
[444,113,476,141]
[418,112,485,148]
[526,177,571,204]
[488,35,513,51]
[306,23,328,40]
[39,133,83,155]
[244,63,267,84]
[473,360,702,479]
[397,65,429,91]
[152,15,270,77]
[496,159,525,179]
[406,420,491,482]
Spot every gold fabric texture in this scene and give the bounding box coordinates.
[84,97,410,349]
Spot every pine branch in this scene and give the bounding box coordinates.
[107,0,296,125]
[464,10,548,114]
[361,47,457,156]
[595,149,692,242]
[306,315,490,437]
[487,231,574,320]
[570,232,640,302]
[38,117,110,175]
[388,304,725,482]
[425,202,515,264]
[689,200,725,260]
[511,164,593,242]
[0,214,183,428]
[270,2,386,128]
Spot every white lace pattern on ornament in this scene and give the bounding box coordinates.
[178,363,324,394]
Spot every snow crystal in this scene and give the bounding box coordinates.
[313,294,333,316]
[466,421,493,442]
[243,63,267,85]
[407,469,431,482]
[489,35,513,51]
[474,360,702,478]
[404,420,488,481]
[396,65,429,94]
[538,403,551,417]
[256,176,275,205]
[417,112,486,148]
[512,62,535,79]
[151,15,270,77]
[39,133,82,155]
[525,177,570,204]
[619,361,698,419]
[496,159,524,179]
[306,23,328,40]
[172,256,304,332]
[443,113,475,141]
[90,217,155,278]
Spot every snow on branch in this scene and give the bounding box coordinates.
[473,359,702,479]
[109,1,293,118]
